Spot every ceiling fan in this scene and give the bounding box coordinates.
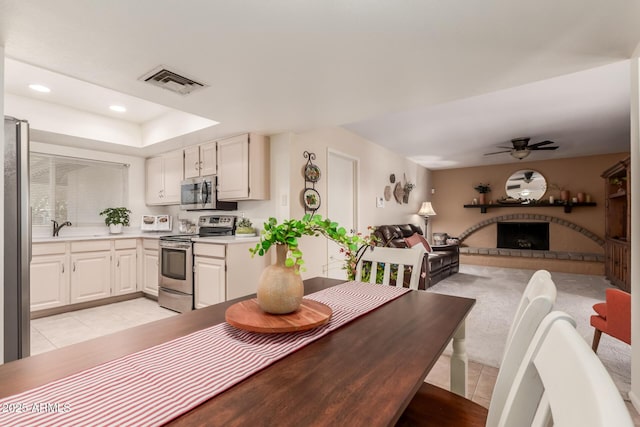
[511,170,537,183]
[484,137,559,160]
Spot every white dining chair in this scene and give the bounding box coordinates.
[485,270,556,426]
[355,245,425,290]
[497,311,633,427]
[397,269,557,427]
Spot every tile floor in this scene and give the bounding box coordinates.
[31,297,177,355]
[31,297,640,425]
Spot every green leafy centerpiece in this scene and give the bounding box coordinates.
[249,214,371,314]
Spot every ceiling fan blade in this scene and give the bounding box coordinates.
[531,146,558,151]
[484,150,511,156]
[528,140,555,148]
[496,145,514,149]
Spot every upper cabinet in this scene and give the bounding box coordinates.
[184,141,217,179]
[146,150,183,205]
[217,133,270,201]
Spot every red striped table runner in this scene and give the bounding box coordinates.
[0,281,409,426]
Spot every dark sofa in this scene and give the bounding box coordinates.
[372,224,459,289]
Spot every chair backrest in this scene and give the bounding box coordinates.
[605,288,631,344]
[498,311,633,427]
[486,270,557,427]
[505,270,555,348]
[355,245,425,290]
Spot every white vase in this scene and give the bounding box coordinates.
[109,224,123,234]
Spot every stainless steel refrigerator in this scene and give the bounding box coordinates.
[4,116,30,362]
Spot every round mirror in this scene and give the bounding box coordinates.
[505,169,547,201]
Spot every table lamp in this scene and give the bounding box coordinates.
[417,201,437,239]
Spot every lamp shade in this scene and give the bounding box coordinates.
[418,202,437,216]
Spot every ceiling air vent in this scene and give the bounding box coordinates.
[139,66,207,95]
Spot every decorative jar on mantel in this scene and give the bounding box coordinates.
[257,244,303,314]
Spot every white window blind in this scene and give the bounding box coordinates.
[31,153,129,226]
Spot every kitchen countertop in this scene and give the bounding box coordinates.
[32,233,261,244]
[32,232,170,243]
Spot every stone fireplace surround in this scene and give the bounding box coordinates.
[456,213,605,262]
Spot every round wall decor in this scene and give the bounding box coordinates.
[304,164,321,182]
[302,188,321,211]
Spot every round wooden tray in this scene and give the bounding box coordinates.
[225,298,332,333]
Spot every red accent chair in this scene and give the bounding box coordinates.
[590,288,631,352]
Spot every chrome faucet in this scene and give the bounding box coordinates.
[51,220,72,237]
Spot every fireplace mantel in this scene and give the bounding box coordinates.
[463,202,596,214]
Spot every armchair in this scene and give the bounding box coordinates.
[590,288,631,353]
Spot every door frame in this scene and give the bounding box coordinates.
[326,148,360,278]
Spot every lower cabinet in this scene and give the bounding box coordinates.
[193,241,269,308]
[142,238,160,296]
[604,238,630,292]
[30,243,69,311]
[31,238,144,312]
[70,250,112,304]
[114,249,137,295]
[194,255,226,308]
[114,239,138,296]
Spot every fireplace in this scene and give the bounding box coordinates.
[497,222,549,250]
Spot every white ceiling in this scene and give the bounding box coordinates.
[1,1,639,168]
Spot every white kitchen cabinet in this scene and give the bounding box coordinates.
[142,239,159,296]
[194,256,226,308]
[226,242,269,300]
[184,141,216,179]
[146,150,183,205]
[193,241,269,308]
[217,133,270,200]
[114,249,137,295]
[114,239,138,295]
[70,250,112,304]
[30,243,69,311]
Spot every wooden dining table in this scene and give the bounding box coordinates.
[0,277,475,426]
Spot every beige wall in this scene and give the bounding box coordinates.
[431,153,629,270]
[285,127,430,279]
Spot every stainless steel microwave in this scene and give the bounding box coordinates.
[180,175,237,211]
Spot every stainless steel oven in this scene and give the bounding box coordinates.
[158,215,237,313]
[158,236,194,313]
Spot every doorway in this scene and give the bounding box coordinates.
[326,150,358,279]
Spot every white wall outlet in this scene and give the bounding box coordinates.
[376,196,384,208]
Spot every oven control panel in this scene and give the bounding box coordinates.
[198,215,236,229]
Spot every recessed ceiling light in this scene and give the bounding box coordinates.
[29,84,51,93]
[109,105,127,113]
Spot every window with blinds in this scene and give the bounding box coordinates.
[30,153,129,226]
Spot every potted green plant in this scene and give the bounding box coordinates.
[99,207,131,234]
[236,217,256,236]
[249,214,370,314]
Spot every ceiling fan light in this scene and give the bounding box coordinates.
[511,149,530,160]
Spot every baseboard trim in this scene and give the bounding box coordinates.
[31,292,145,319]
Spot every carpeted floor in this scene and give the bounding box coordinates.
[428,264,631,399]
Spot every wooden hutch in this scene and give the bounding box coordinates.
[601,156,631,292]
